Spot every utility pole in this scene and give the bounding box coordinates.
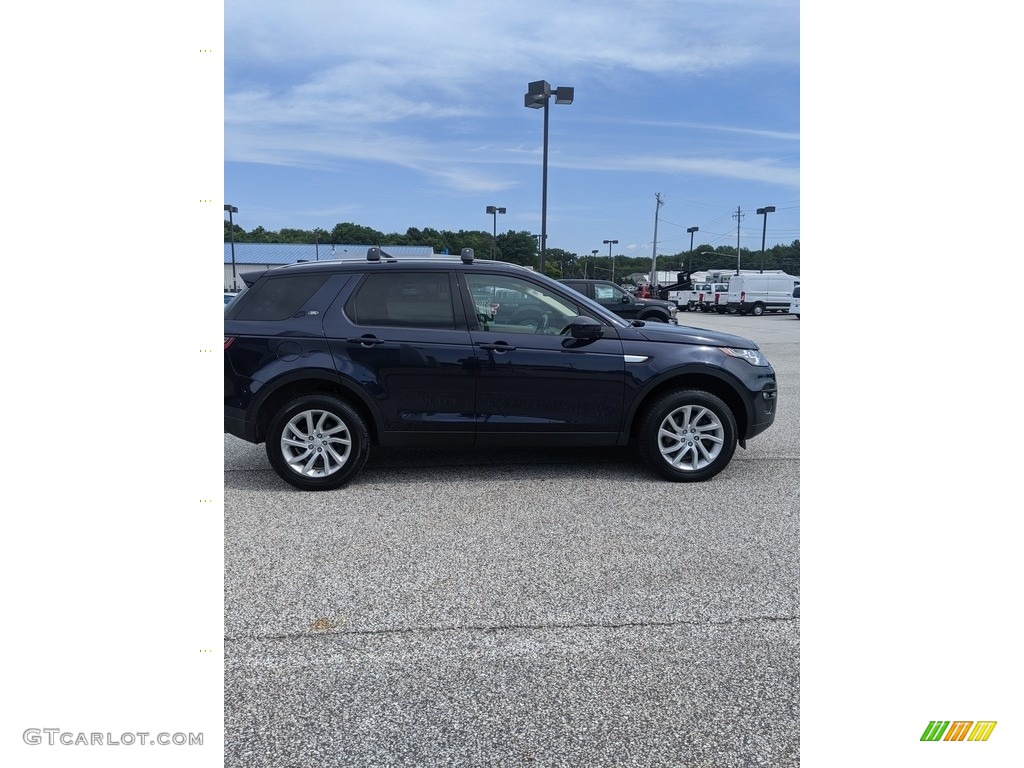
[732,205,743,274]
[650,192,664,287]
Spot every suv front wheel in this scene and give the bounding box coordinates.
[266,395,370,490]
[638,390,737,481]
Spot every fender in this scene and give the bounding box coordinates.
[620,361,756,437]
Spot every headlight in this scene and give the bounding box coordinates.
[719,347,767,366]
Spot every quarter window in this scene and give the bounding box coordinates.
[233,274,329,321]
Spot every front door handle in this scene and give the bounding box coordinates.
[478,342,517,352]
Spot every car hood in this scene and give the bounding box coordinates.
[627,321,759,349]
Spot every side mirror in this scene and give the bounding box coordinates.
[621,295,631,303]
[568,316,603,340]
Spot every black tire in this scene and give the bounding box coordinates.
[265,394,370,491]
[751,303,765,316]
[638,390,737,482]
[641,313,668,323]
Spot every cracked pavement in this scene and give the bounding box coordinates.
[225,312,800,767]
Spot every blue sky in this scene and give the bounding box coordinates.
[225,0,799,259]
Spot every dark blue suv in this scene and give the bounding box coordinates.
[224,249,777,490]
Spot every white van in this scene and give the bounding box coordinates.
[789,284,800,319]
[725,273,799,316]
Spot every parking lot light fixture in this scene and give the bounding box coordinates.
[757,206,775,273]
[603,239,618,282]
[687,226,699,273]
[224,204,239,291]
[525,80,574,274]
[485,206,506,259]
[590,249,598,279]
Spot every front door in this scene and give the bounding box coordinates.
[461,272,626,443]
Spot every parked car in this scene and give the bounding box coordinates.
[224,250,777,490]
[559,279,678,324]
[789,284,800,319]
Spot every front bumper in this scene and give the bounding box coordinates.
[745,381,778,440]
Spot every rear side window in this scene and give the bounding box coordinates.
[234,274,329,321]
[346,272,456,329]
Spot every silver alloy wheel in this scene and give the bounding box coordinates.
[279,408,352,478]
[657,403,725,471]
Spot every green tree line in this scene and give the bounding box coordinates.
[226,221,800,281]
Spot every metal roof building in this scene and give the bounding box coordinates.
[224,243,434,291]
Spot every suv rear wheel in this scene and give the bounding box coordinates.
[266,395,370,490]
[638,390,737,481]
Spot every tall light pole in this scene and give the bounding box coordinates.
[757,206,776,273]
[525,79,573,275]
[590,249,598,279]
[485,205,506,259]
[686,226,699,274]
[224,204,239,291]
[603,239,618,283]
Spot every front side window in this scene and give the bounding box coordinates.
[465,274,582,334]
[345,272,455,329]
[593,283,625,302]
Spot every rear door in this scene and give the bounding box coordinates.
[322,270,477,443]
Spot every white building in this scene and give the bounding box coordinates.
[224,243,434,291]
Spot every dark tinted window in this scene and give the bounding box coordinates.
[792,285,800,297]
[346,272,456,329]
[234,274,329,321]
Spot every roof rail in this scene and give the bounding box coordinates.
[366,247,398,262]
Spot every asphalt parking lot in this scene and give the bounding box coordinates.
[224,310,800,767]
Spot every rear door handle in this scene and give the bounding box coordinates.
[346,336,385,345]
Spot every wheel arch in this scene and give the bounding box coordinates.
[249,370,382,445]
[637,308,670,323]
[624,369,750,443]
